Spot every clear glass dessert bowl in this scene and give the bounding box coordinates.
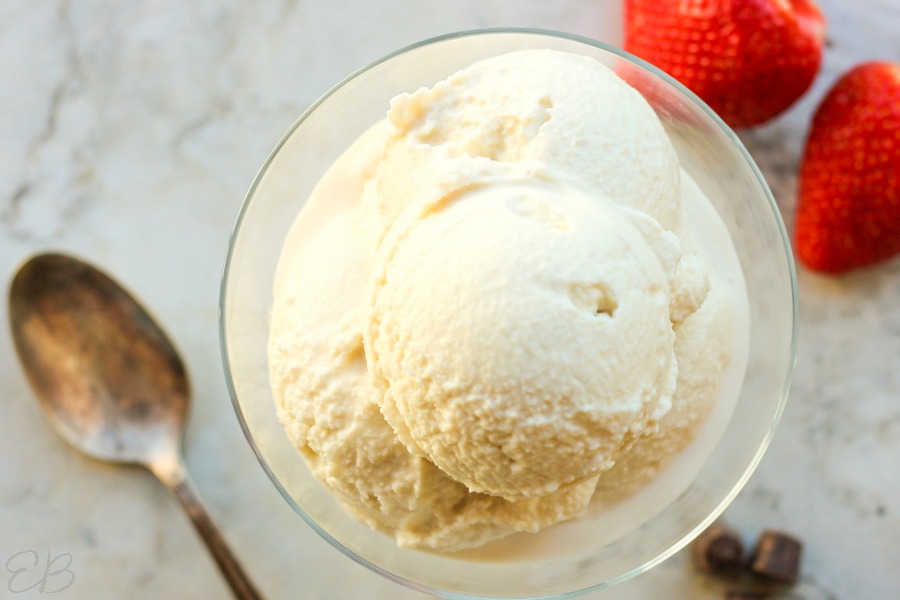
[220,29,798,600]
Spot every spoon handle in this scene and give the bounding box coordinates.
[151,455,264,600]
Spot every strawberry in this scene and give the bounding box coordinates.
[624,0,826,129]
[795,62,900,274]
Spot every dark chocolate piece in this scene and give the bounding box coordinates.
[750,529,803,583]
[693,525,745,573]
[724,592,768,600]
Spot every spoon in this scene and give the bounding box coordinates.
[8,252,263,600]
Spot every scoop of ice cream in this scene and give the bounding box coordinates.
[375,49,681,232]
[365,182,678,500]
[270,204,598,551]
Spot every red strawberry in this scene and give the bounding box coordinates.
[624,0,826,129]
[795,62,900,274]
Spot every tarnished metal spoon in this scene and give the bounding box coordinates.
[8,252,263,600]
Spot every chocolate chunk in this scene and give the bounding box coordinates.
[724,592,768,600]
[750,529,803,583]
[693,525,745,573]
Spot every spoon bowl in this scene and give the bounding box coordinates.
[9,252,262,600]
[10,253,188,463]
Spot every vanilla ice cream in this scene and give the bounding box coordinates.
[374,50,681,231]
[367,183,678,500]
[269,48,748,551]
[270,200,597,551]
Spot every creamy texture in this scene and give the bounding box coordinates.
[457,174,749,561]
[269,49,748,551]
[375,50,681,232]
[368,183,678,500]
[270,194,597,551]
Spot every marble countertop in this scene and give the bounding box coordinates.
[2,1,898,598]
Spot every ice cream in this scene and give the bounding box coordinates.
[373,50,681,231]
[270,198,598,551]
[368,183,680,501]
[269,48,748,552]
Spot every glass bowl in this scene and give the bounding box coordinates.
[220,29,798,599]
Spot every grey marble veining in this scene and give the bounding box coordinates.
[2,1,898,598]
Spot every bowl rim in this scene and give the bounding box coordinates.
[219,26,800,600]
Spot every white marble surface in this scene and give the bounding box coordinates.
[2,1,898,599]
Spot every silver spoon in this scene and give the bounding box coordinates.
[9,252,263,600]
